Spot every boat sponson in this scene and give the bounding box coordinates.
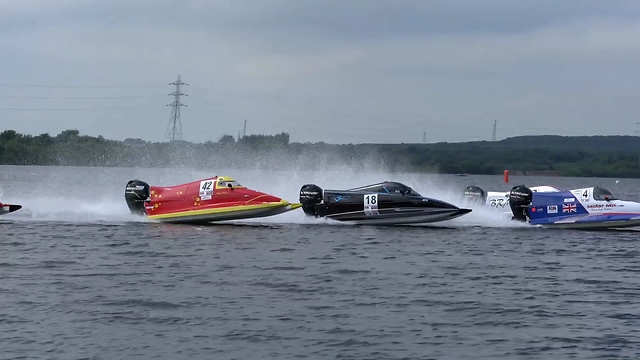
[148,200,301,223]
[330,207,472,225]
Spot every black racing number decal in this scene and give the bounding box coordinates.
[202,180,213,191]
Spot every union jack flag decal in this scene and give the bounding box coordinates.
[563,203,576,213]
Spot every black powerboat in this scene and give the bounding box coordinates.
[299,181,472,225]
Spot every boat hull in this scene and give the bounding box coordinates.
[494,211,640,230]
[299,181,472,226]
[540,221,640,230]
[466,184,640,231]
[326,208,472,225]
[536,216,640,230]
[125,176,303,224]
[146,201,301,224]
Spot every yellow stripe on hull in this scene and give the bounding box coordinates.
[147,200,302,223]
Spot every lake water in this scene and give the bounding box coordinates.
[1,165,640,359]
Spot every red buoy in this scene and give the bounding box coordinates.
[504,170,509,183]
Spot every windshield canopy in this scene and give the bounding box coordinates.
[592,187,617,200]
[215,176,244,189]
[350,181,422,196]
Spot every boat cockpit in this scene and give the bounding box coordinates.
[593,187,618,201]
[349,181,422,197]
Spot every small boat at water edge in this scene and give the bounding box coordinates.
[0,202,22,216]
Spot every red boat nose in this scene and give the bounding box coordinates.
[241,189,286,204]
[261,194,285,203]
[253,192,285,203]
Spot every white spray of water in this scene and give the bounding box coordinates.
[0,165,526,228]
[208,168,527,228]
[2,194,149,224]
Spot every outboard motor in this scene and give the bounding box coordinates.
[125,180,150,216]
[299,184,323,217]
[463,185,487,206]
[508,185,533,222]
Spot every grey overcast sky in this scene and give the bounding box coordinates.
[1,0,640,144]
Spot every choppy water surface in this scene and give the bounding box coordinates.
[2,165,640,359]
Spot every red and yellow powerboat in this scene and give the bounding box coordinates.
[124,176,302,224]
[0,202,22,216]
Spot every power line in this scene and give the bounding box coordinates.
[164,75,188,142]
[0,95,158,100]
[0,106,155,111]
[0,83,167,88]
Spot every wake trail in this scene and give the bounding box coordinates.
[1,195,149,224]
[237,171,528,228]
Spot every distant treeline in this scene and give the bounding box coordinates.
[2,129,640,178]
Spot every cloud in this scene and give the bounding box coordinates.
[1,1,640,144]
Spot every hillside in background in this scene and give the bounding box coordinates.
[1,129,640,178]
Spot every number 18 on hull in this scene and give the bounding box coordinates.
[364,194,379,216]
[299,181,472,225]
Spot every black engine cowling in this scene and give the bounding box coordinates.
[125,179,150,215]
[299,184,323,217]
[508,185,533,222]
[463,185,487,205]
